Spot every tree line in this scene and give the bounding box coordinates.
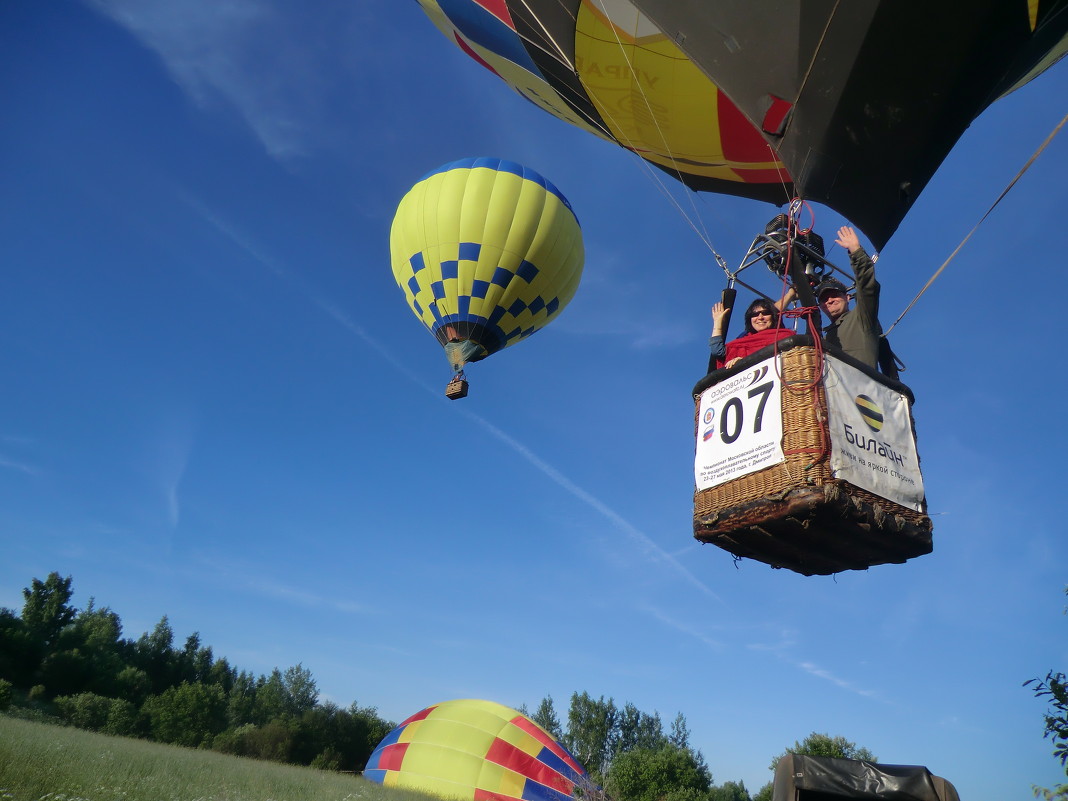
[0,572,879,800]
[0,572,392,770]
[519,691,875,801]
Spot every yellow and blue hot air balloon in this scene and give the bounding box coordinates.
[363,699,592,801]
[390,158,584,397]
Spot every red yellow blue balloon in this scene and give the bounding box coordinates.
[364,699,592,801]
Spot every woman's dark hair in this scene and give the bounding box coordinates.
[742,298,780,335]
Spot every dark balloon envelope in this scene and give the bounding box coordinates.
[629,0,1068,247]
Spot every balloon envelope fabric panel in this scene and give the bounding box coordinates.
[390,158,584,362]
[626,0,1068,246]
[415,0,791,205]
[364,699,592,801]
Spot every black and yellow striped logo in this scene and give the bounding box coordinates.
[854,394,883,432]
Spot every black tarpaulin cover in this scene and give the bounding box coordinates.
[772,755,960,801]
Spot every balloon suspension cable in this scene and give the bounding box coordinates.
[793,0,842,109]
[515,0,575,65]
[714,251,733,283]
[781,197,819,316]
[577,0,737,258]
[885,109,1068,335]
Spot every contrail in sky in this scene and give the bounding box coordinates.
[189,197,722,603]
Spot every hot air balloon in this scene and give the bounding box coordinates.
[391,158,584,398]
[364,699,593,801]
[414,2,1065,571]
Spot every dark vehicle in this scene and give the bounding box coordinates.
[773,755,959,801]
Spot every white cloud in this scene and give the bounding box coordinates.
[795,660,879,699]
[0,456,40,476]
[640,604,726,650]
[195,555,376,616]
[83,0,328,160]
[461,409,723,602]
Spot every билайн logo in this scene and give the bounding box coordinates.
[854,394,883,432]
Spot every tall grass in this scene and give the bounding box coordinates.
[0,716,432,801]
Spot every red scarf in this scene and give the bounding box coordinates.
[717,328,794,369]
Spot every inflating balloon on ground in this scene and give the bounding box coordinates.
[363,698,594,801]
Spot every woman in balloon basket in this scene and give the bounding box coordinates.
[707,287,796,373]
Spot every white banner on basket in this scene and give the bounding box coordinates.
[694,357,784,490]
[824,354,926,511]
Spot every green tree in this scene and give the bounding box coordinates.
[290,703,338,765]
[311,745,342,770]
[213,720,294,761]
[37,647,92,698]
[53,691,137,735]
[1026,585,1068,801]
[65,600,124,696]
[283,663,319,715]
[227,670,259,727]
[565,692,618,779]
[0,678,12,711]
[114,666,153,706]
[606,744,712,801]
[54,691,114,731]
[767,732,877,770]
[134,616,176,693]
[0,607,33,685]
[176,633,215,685]
[253,669,290,723]
[141,681,227,747]
[531,694,563,739]
[21,573,76,649]
[614,703,664,756]
[669,712,692,749]
[207,656,237,694]
[102,697,139,737]
[348,702,395,770]
[709,781,751,801]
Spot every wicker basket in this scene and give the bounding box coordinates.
[445,377,469,400]
[693,345,932,575]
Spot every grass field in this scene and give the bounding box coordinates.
[0,715,433,801]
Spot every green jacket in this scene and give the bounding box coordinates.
[822,246,882,369]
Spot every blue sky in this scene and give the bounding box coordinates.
[1,2,1066,798]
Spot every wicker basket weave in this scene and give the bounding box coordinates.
[693,345,932,575]
[445,377,469,400]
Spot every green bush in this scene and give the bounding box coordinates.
[311,746,342,771]
[55,691,112,730]
[141,681,227,747]
[213,719,295,762]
